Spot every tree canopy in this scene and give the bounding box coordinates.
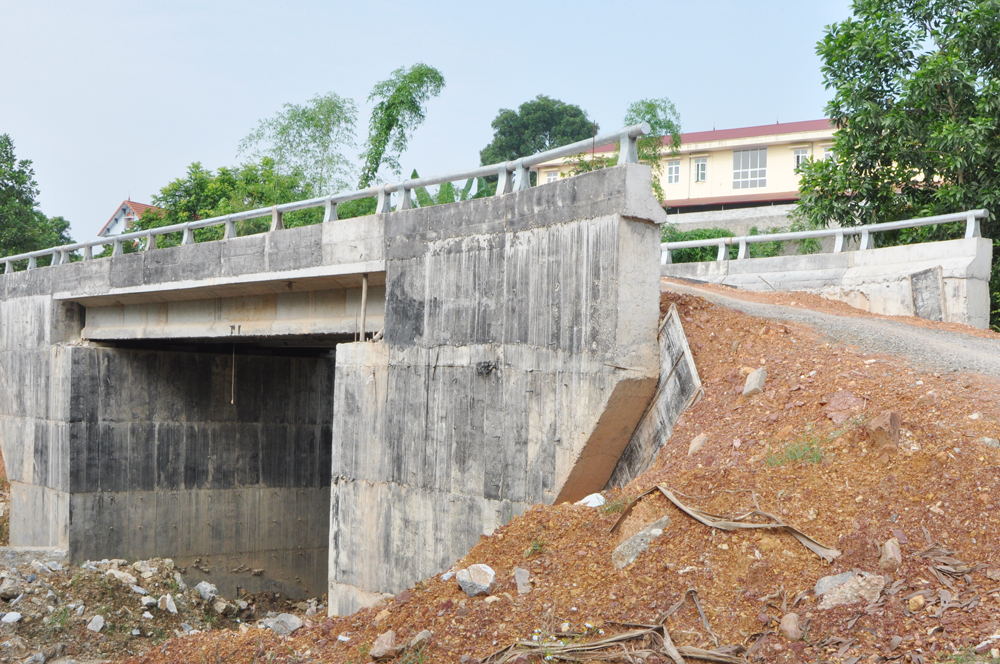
[0,134,73,262]
[238,92,358,196]
[794,0,1000,328]
[358,64,446,188]
[479,95,596,172]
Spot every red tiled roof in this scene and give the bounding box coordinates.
[584,119,835,155]
[99,200,162,236]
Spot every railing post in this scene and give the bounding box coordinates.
[621,130,639,164]
[182,224,195,245]
[396,185,412,210]
[27,256,36,270]
[376,187,392,214]
[661,249,672,265]
[737,238,748,260]
[513,159,530,191]
[495,165,513,196]
[716,240,728,262]
[965,213,981,239]
[83,245,92,261]
[360,273,369,341]
[113,238,123,256]
[4,260,11,274]
[323,198,338,222]
[145,233,157,251]
[834,231,845,253]
[223,217,236,239]
[270,205,283,231]
[859,229,871,250]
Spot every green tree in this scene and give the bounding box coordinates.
[794,0,1000,328]
[0,134,73,264]
[133,158,320,247]
[480,95,596,186]
[358,64,446,188]
[238,92,358,195]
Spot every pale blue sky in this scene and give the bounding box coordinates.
[0,0,851,240]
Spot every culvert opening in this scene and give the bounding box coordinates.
[70,338,346,598]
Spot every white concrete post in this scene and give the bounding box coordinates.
[513,159,530,191]
[859,229,872,250]
[145,233,157,251]
[737,238,748,260]
[360,273,369,341]
[834,231,845,253]
[620,131,639,164]
[396,185,412,210]
[4,260,11,273]
[376,187,392,214]
[182,225,195,245]
[323,199,338,222]
[223,218,236,239]
[83,245,92,261]
[965,213,981,239]
[27,256,36,270]
[716,240,728,262]
[270,206,284,232]
[495,165,513,196]
[113,239,123,256]
[661,249,672,265]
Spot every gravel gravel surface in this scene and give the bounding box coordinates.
[663,281,1000,379]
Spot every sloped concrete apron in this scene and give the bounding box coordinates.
[328,165,666,614]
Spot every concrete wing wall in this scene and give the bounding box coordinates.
[663,237,993,329]
[329,165,666,614]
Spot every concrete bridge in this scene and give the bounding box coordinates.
[1,127,682,612]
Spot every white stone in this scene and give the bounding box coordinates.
[743,368,767,396]
[194,581,218,601]
[131,585,148,595]
[158,594,177,614]
[514,567,531,595]
[575,493,605,507]
[688,434,708,456]
[456,564,496,597]
[105,569,138,586]
[261,613,303,636]
[142,611,153,619]
[87,615,105,632]
[1,612,21,624]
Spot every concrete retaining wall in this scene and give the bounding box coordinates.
[329,165,666,614]
[663,237,993,329]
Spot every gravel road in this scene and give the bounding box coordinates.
[663,281,1000,379]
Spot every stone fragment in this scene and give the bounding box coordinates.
[979,437,1000,449]
[105,569,138,586]
[513,567,531,595]
[879,538,902,573]
[409,629,432,648]
[87,615,105,632]
[987,568,1000,582]
[370,630,397,660]
[23,653,45,664]
[824,390,865,424]
[212,599,233,616]
[779,613,802,641]
[575,493,605,507]
[456,564,496,597]
[0,577,20,600]
[908,595,925,612]
[30,561,50,576]
[1,612,21,624]
[195,581,218,602]
[374,608,390,624]
[742,368,767,396]
[131,585,148,595]
[45,561,62,572]
[142,611,153,619]
[158,594,177,614]
[173,572,188,591]
[867,411,900,449]
[261,613,304,637]
[141,596,157,607]
[611,515,670,569]
[817,574,885,610]
[688,434,707,456]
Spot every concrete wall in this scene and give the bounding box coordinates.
[665,204,796,235]
[663,237,993,329]
[328,165,665,615]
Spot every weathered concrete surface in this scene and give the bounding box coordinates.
[606,303,702,489]
[0,219,375,597]
[663,237,993,328]
[329,165,665,615]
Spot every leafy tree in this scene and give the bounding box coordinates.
[0,134,73,265]
[793,0,1000,328]
[133,158,320,247]
[238,92,358,196]
[480,95,596,186]
[358,64,446,188]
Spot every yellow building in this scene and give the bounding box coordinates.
[535,119,834,214]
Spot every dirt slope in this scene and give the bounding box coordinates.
[104,290,1000,664]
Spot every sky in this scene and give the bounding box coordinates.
[0,0,852,240]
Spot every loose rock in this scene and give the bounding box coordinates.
[814,571,855,596]
[87,615,105,633]
[687,434,708,456]
[742,368,767,396]
[409,629,432,648]
[879,537,902,573]
[817,574,885,610]
[514,567,531,595]
[194,581,218,602]
[1,612,21,624]
[612,515,670,569]
[456,564,496,597]
[370,630,398,660]
[261,613,303,637]
[779,613,802,641]
[908,595,926,612]
[867,410,900,448]
[575,493,605,507]
[0,577,20,600]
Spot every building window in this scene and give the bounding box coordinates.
[545,171,559,184]
[666,160,680,184]
[732,148,767,189]
[694,157,707,182]
[823,147,836,162]
[793,148,810,169]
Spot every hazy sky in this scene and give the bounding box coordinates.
[1,0,852,240]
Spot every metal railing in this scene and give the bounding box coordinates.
[660,209,989,265]
[2,123,652,274]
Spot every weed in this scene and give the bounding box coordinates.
[523,539,546,558]
[399,644,427,663]
[942,647,998,664]
[767,435,824,466]
[600,495,631,515]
